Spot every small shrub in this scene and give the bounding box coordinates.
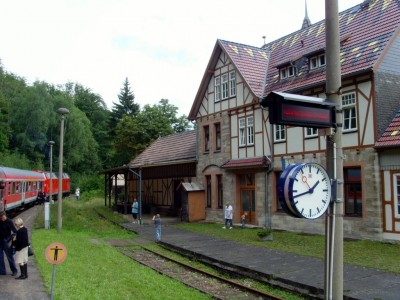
[257,229,271,238]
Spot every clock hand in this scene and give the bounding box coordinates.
[309,180,320,193]
[293,189,311,199]
[301,175,311,189]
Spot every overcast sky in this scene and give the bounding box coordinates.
[0,0,362,116]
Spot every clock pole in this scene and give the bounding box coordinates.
[325,1,344,299]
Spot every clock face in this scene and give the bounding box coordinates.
[287,163,331,219]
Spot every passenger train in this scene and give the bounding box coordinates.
[0,166,70,212]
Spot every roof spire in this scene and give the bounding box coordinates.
[302,0,311,29]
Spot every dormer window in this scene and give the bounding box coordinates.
[310,53,326,70]
[280,65,295,80]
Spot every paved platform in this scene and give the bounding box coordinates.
[123,217,400,300]
[0,206,49,300]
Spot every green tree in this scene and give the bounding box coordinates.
[113,99,191,166]
[8,82,54,163]
[68,83,113,169]
[110,78,139,130]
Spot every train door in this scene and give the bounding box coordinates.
[239,174,256,225]
[21,181,26,202]
[0,182,4,211]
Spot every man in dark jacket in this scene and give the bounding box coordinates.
[0,211,18,275]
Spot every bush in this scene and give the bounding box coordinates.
[257,229,272,238]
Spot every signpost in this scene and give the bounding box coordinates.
[46,242,67,300]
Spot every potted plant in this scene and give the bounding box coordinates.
[257,229,272,241]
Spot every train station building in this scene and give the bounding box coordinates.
[102,0,400,242]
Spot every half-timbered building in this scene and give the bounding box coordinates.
[188,0,400,241]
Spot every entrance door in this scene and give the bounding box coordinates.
[241,189,255,224]
[239,173,256,225]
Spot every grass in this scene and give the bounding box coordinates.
[172,222,400,274]
[31,197,399,299]
[33,198,211,300]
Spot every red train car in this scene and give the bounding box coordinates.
[0,166,45,212]
[34,170,71,200]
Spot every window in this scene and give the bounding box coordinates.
[310,53,326,70]
[229,71,236,96]
[280,65,295,79]
[215,77,221,101]
[239,118,246,146]
[342,93,357,131]
[274,125,286,142]
[215,72,236,101]
[305,127,318,138]
[394,174,400,217]
[204,125,210,152]
[239,116,254,146]
[215,123,221,151]
[247,117,254,145]
[217,175,223,209]
[206,175,211,208]
[222,74,228,99]
[344,167,362,217]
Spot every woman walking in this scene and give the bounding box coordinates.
[152,214,161,242]
[13,218,29,280]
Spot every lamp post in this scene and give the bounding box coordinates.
[45,140,55,229]
[57,108,69,233]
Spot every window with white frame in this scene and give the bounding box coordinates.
[229,71,236,96]
[239,118,246,146]
[247,116,254,145]
[280,65,295,79]
[215,72,236,102]
[310,53,326,70]
[274,125,286,142]
[394,173,400,217]
[342,92,357,131]
[215,77,221,101]
[239,116,254,146]
[222,74,228,99]
[305,127,318,138]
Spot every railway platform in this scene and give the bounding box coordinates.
[0,206,49,300]
[123,217,400,300]
[2,208,400,299]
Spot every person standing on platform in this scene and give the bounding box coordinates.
[0,211,18,276]
[222,202,233,229]
[131,198,139,224]
[13,218,29,280]
[75,188,80,201]
[152,214,161,242]
[241,212,247,229]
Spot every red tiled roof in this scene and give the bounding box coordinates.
[219,0,400,97]
[219,41,269,97]
[375,110,400,148]
[129,130,197,167]
[221,156,270,169]
[189,0,400,121]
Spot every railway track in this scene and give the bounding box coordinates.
[118,245,284,300]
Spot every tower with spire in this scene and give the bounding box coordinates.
[301,0,311,29]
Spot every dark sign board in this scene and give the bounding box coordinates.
[261,91,335,128]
